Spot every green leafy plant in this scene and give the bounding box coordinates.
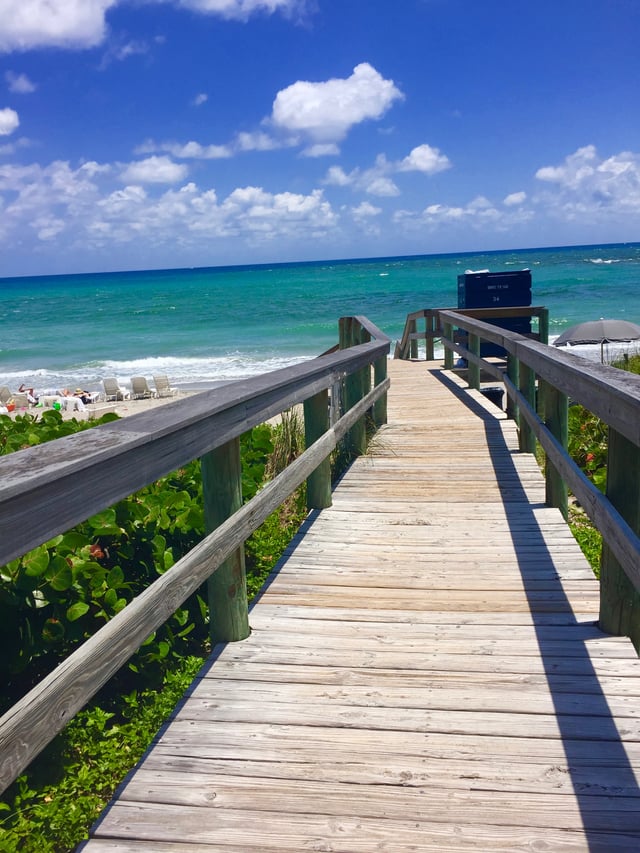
[568,507,602,579]
[565,351,640,577]
[0,656,203,852]
[567,404,608,492]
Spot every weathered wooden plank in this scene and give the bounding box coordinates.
[209,629,639,660]
[197,659,640,696]
[185,677,640,718]
[153,718,640,765]
[192,641,635,677]
[249,602,600,625]
[244,613,621,641]
[134,751,640,797]
[107,773,640,831]
[171,696,640,742]
[85,802,640,851]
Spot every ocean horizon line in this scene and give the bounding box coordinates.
[1,240,638,284]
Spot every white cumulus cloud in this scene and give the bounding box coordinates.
[5,71,36,93]
[98,38,151,68]
[324,166,353,187]
[398,144,451,175]
[536,145,598,188]
[323,144,450,197]
[0,152,340,258]
[138,133,285,159]
[270,63,404,144]
[504,191,527,206]
[120,155,189,183]
[235,131,282,152]
[0,0,310,53]
[364,174,399,197]
[393,194,533,235]
[352,201,381,218]
[535,145,640,218]
[154,140,232,159]
[0,107,19,135]
[176,0,309,21]
[302,143,340,158]
[0,0,116,52]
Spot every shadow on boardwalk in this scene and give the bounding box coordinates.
[433,368,640,851]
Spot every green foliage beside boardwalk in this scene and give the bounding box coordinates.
[566,353,640,579]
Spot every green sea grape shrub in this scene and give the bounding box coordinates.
[0,411,207,708]
[0,411,306,712]
[567,404,608,492]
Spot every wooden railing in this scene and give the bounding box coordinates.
[0,316,390,795]
[394,306,549,360]
[436,308,640,650]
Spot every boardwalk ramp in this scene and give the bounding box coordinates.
[82,360,640,852]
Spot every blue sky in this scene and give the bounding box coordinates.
[0,0,639,276]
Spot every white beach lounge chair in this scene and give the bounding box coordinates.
[130,376,155,400]
[103,377,128,401]
[0,386,11,405]
[153,374,176,398]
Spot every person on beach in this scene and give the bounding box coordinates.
[18,383,37,404]
[59,388,88,411]
[59,388,90,403]
[73,388,93,405]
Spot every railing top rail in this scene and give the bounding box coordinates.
[395,305,548,360]
[0,325,390,566]
[438,309,640,447]
[352,315,391,343]
[404,305,547,324]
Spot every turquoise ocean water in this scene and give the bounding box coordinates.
[1,242,639,394]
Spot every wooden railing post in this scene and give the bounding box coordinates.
[518,362,536,453]
[538,308,549,345]
[340,317,367,456]
[409,318,418,359]
[506,354,519,421]
[425,312,435,361]
[539,379,568,519]
[443,322,454,369]
[599,428,640,648]
[468,333,480,390]
[304,389,332,509]
[373,353,388,426]
[201,438,250,644]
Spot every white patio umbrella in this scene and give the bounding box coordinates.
[554,319,640,362]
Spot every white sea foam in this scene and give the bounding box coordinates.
[0,354,314,395]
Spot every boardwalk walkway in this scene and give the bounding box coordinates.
[82,360,640,852]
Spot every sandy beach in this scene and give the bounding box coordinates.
[88,390,199,420]
[3,390,199,422]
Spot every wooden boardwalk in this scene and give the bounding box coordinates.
[82,360,640,852]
